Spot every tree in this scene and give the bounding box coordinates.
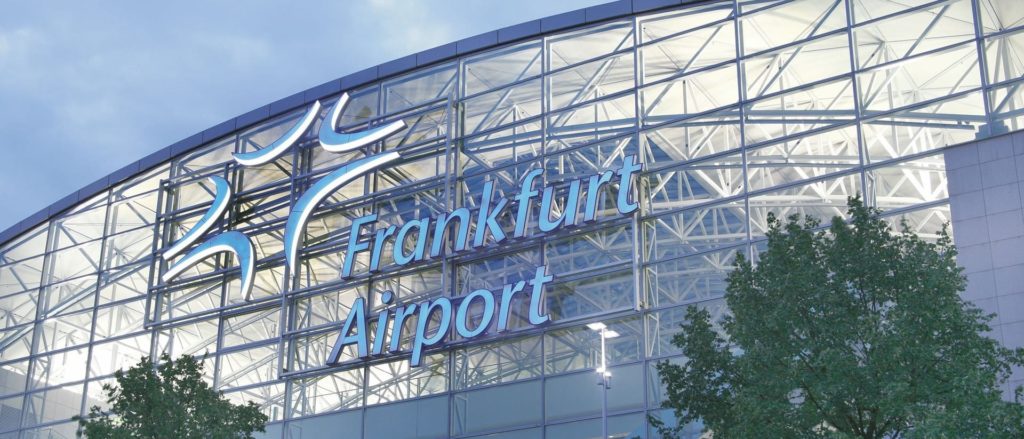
[654,197,1024,438]
[75,353,268,439]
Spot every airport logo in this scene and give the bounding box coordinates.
[158,94,641,367]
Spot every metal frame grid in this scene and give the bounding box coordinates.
[0,0,1021,437]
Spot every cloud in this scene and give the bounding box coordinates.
[0,0,600,231]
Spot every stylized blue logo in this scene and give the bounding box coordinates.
[161,94,406,301]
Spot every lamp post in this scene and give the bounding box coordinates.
[587,322,620,438]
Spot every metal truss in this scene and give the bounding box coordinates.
[4,0,1023,436]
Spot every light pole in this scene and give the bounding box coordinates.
[588,322,620,438]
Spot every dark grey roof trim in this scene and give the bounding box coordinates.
[0,0,703,247]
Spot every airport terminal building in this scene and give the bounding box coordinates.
[1,0,1024,437]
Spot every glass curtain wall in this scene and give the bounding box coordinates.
[0,0,1021,437]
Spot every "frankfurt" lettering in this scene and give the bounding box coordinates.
[327,154,642,366]
[340,154,642,278]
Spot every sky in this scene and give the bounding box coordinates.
[0,0,601,232]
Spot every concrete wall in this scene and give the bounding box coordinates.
[944,130,1024,392]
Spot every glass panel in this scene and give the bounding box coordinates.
[743,34,852,100]
[0,256,45,296]
[376,149,448,191]
[288,330,339,372]
[217,344,277,389]
[289,368,363,418]
[987,79,1024,132]
[364,395,449,439]
[745,77,857,146]
[644,153,744,212]
[640,2,735,45]
[642,202,748,260]
[452,380,542,437]
[548,52,634,111]
[641,107,743,166]
[224,383,286,422]
[157,318,219,359]
[332,85,379,128]
[51,205,106,251]
[457,248,542,298]
[854,0,976,68]
[0,225,48,266]
[545,412,647,439]
[985,29,1024,85]
[642,18,735,83]
[852,0,941,24]
[0,290,37,330]
[164,172,229,220]
[641,64,739,125]
[545,268,635,321]
[543,363,644,421]
[0,395,22,433]
[545,317,642,375]
[371,269,444,310]
[31,348,89,389]
[740,0,848,54]
[464,41,543,97]
[548,94,636,148]
[0,360,29,397]
[88,334,150,379]
[646,299,729,357]
[22,384,83,427]
[222,307,279,348]
[644,245,739,309]
[463,78,542,136]
[309,142,371,175]
[158,278,223,321]
[43,240,103,285]
[746,125,861,191]
[382,106,449,151]
[41,276,96,317]
[103,227,155,269]
[867,153,948,210]
[286,409,361,438]
[748,172,862,237]
[36,310,93,353]
[365,353,447,404]
[862,91,986,162]
[858,42,981,114]
[978,0,1024,34]
[291,285,367,331]
[547,225,633,276]
[881,203,951,241]
[173,138,235,177]
[98,263,149,304]
[237,109,303,191]
[461,121,543,177]
[548,21,634,71]
[107,190,160,235]
[0,326,34,361]
[453,335,542,389]
[384,63,456,114]
[110,164,168,201]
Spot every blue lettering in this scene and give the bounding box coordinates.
[455,289,496,338]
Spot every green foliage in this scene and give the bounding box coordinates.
[74,353,268,439]
[654,197,1024,438]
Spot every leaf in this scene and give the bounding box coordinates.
[76,353,269,439]
[657,197,1024,438]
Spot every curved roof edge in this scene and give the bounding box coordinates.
[0,0,697,246]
